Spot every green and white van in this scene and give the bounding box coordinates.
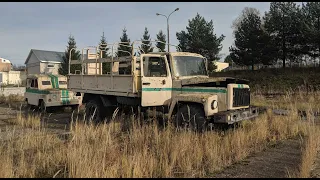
[25,74,81,112]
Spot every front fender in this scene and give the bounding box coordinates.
[168,94,218,118]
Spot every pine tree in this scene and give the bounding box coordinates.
[263,2,302,68]
[139,27,154,54]
[224,54,233,65]
[156,30,166,52]
[229,8,276,70]
[59,34,81,75]
[117,28,132,57]
[301,2,320,66]
[176,13,225,72]
[117,28,132,74]
[99,32,110,74]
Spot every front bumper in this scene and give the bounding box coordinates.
[212,106,259,124]
[46,99,80,107]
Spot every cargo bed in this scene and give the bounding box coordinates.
[67,74,139,97]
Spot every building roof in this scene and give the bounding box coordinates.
[0,57,11,64]
[25,49,65,64]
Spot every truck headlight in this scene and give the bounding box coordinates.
[211,100,218,109]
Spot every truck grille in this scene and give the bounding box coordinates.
[233,88,250,107]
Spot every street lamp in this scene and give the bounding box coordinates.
[156,8,179,52]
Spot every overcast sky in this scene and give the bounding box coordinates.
[0,2,271,65]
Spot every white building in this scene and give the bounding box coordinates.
[0,57,12,72]
[214,61,229,72]
[25,49,65,75]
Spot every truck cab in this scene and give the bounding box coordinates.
[138,52,258,130]
[25,74,81,112]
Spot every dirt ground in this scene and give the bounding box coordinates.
[213,139,302,178]
[0,101,317,178]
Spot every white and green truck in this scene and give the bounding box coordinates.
[67,41,259,131]
[25,74,81,112]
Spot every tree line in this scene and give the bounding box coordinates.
[59,28,168,75]
[59,12,225,75]
[228,2,320,70]
[59,2,320,75]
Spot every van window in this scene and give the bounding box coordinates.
[59,81,67,85]
[31,79,38,88]
[42,81,51,85]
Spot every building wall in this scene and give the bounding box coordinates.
[0,87,25,97]
[26,52,41,74]
[40,62,61,75]
[214,62,229,72]
[0,63,11,72]
[0,71,26,85]
[0,57,12,72]
[26,52,61,75]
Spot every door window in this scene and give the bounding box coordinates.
[143,56,167,77]
[30,79,38,88]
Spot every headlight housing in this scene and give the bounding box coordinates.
[211,100,218,109]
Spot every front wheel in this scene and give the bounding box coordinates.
[175,104,207,132]
[39,100,47,113]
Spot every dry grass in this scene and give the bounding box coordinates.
[252,89,320,111]
[0,94,24,108]
[0,92,319,177]
[298,116,320,178]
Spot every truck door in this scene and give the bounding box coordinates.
[140,54,172,107]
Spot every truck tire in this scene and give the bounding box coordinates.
[71,104,79,111]
[85,99,105,122]
[175,104,207,132]
[39,100,54,113]
[39,100,47,113]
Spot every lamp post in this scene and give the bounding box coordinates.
[156,8,179,52]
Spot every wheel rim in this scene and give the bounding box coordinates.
[177,112,195,131]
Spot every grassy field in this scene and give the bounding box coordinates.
[0,92,319,177]
[210,67,320,93]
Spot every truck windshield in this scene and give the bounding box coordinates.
[172,56,207,77]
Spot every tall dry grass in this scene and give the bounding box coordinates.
[0,94,24,106]
[0,91,319,178]
[298,110,320,178]
[252,89,320,112]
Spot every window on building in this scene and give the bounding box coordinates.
[47,64,54,68]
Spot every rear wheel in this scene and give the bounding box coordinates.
[39,100,54,113]
[85,99,105,122]
[71,104,79,111]
[175,104,207,132]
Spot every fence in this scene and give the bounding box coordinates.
[0,87,25,97]
[0,71,26,86]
